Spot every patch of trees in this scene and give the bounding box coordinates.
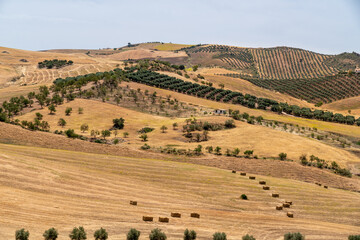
[38,59,73,69]
[300,154,352,178]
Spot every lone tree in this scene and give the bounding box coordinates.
[172,122,178,130]
[284,232,304,240]
[213,232,226,240]
[69,226,87,240]
[123,132,129,138]
[58,118,67,127]
[94,228,108,240]
[183,229,196,240]
[101,130,111,139]
[112,118,125,129]
[43,228,58,240]
[214,146,222,155]
[149,228,167,240]
[78,107,84,114]
[65,107,73,116]
[161,125,168,133]
[80,123,89,133]
[140,133,148,142]
[279,152,287,160]
[15,229,29,240]
[36,112,43,120]
[127,228,141,240]
[48,104,56,115]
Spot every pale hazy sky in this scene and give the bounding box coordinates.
[0,0,359,54]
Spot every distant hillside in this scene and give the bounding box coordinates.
[324,52,360,72]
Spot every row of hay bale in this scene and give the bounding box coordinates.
[129,200,200,223]
[315,182,328,189]
[234,170,294,218]
[142,213,200,223]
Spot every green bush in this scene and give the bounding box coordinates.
[15,229,29,240]
[113,118,125,129]
[43,228,58,240]
[242,234,256,240]
[284,232,304,240]
[149,228,167,240]
[241,194,248,200]
[279,152,287,160]
[139,127,155,133]
[141,143,151,150]
[64,129,79,138]
[213,232,226,240]
[349,235,360,240]
[94,228,108,240]
[127,228,140,240]
[184,229,196,240]
[69,226,86,240]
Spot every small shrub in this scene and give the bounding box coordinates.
[113,118,125,129]
[224,119,236,129]
[348,235,360,240]
[15,229,29,240]
[284,232,304,240]
[149,228,167,240]
[127,228,140,240]
[65,107,72,116]
[113,139,119,145]
[213,232,226,240]
[43,228,58,240]
[94,228,108,240]
[139,127,154,133]
[183,229,196,240]
[69,226,86,240]
[242,235,256,240]
[141,143,151,150]
[78,107,84,114]
[279,152,287,160]
[240,194,248,200]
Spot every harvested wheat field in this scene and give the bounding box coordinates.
[0,143,359,240]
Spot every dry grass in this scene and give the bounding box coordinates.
[323,96,360,117]
[16,99,360,169]
[0,143,359,240]
[154,43,193,51]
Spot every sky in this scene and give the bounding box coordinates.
[0,0,359,54]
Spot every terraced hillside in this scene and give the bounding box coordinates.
[223,73,360,103]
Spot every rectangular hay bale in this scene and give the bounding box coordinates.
[190,213,200,218]
[143,216,153,222]
[263,186,270,190]
[276,205,283,210]
[259,181,266,185]
[240,172,246,176]
[171,212,181,218]
[287,212,294,218]
[159,217,169,223]
[130,201,137,205]
[232,170,236,173]
[272,193,279,198]
[249,176,256,180]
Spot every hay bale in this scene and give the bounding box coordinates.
[263,186,270,190]
[259,181,266,185]
[249,176,256,180]
[283,203,291,208]
[272,193,279,198]
[159,217,169,223]
[171,212,181,218]
[287,212,294,218]
[143,216,153,222]
[324,185,328,189]
[240,172,246,176]
[190,213,200,218]
[232,170,236,173]
[276,205,283,210]
[130,201,137,205]
[285,201,293,205]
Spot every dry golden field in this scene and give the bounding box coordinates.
[154,43,194,51]
[0,143,360,240]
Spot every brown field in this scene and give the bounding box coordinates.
[0,142,360,240]
[323,96,360,117]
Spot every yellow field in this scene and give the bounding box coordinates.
[17,99,360,169]
[0,143,359,240]
[154,43,194,51]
